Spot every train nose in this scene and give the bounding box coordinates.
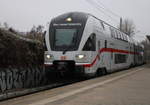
[56,62,68,70]
[53,61,75,72]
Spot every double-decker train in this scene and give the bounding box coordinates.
[44,12,144,77]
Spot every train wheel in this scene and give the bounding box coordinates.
[96,69,100,77]
[97,68,107,76]
[102,68,107,75]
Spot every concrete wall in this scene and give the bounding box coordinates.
[0,67,47,93]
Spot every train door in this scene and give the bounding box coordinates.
[104,40,111,72]
[109,41,115,72]
[97,39,101,68]
[91,34,97,73]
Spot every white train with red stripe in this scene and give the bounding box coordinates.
[44,12,144,77]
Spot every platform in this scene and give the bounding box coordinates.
[0,64,150,105]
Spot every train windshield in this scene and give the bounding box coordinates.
[55,29,77,47]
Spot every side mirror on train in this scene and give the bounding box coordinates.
[43,31,47,51]
[44,31,46,36]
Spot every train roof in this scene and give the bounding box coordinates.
[52,12,89,23]
[53,12,130,36]
[87,14,130,36]
[51,12,132,42]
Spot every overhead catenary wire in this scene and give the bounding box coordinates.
[95,0,121,18]
[85,0,120,25]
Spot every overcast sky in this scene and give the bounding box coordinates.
[0,0,149,41]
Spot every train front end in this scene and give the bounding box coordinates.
[44,12,91,76]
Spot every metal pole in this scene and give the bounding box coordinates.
[120,18,122,31]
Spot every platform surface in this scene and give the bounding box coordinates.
[0,64,150,105]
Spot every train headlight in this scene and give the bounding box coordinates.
[66,17,72,22]
[76,54,85,59]
[46,54,52,59]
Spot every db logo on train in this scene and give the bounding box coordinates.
[61,56,67,60]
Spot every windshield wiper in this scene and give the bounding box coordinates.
[62,45,72,55]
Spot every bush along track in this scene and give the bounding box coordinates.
[0,28,48,100]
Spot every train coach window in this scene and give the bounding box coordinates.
[110,28,115,38]
[105,40,107,48]
[120,32,124,40]
[115,30,118,39]
[124,35,128,42]
[115,54,127,64]
[83,34,96,51]
[122,33,125,41]
[118,31,121,39]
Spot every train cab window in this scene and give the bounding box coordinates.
[55,29,77,46]
[83,34,96,51]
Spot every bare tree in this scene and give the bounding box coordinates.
[119,18,136,37]
[3,22,9,30]
[26,25,44,42]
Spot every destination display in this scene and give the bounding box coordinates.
[53,23,82,26]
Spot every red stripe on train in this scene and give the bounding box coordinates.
[83,55,99,67]
[83,48,139,68]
